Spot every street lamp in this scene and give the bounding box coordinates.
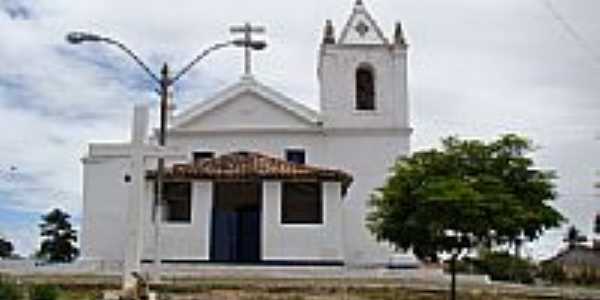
[67,30,267,281]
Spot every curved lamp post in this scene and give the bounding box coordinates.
[67,31,266,282]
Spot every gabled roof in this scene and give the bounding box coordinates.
[338,0,389,45]
[543,245,600,268]
[171,76,320,129]
[149,151,353,190]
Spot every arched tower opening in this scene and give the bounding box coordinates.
[355,64,376,111]
[317,0,409,129]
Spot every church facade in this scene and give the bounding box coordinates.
[81,0,413,266]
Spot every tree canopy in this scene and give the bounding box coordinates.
[0,237,14,258]
[38,208,79,263]
[595,214,600,235]
[367,134,565,262]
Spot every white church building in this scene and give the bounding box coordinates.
[81,0,413,267]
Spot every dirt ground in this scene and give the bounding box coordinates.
[6,275,600,300]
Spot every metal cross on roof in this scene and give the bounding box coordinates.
[230,22,266,76]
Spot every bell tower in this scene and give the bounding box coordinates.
[318,0,409,130]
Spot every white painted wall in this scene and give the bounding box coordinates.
[262,181,343,261]
[178,92,313,131]
[165,129,410,265]
[141,181,213,261]
[340,12,386,45]
[318,45,409,130]
[81,157,130,261]
[82,130,410,265]
[325,133,411,265]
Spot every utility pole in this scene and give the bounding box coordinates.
[151,63,171,281]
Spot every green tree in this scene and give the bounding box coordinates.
[0,238,13,258]
[367,134,565,262]
[368,134,565,297]
[595,214,600,235]
[38,209,79,263]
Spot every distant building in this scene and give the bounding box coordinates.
[543,244,600,274]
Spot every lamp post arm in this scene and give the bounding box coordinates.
[100,37,162,85]
[171,41,234,84]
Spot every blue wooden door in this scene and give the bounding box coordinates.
[211,209,260,262]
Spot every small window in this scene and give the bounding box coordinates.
[356,65,376,111]
[286,149,306,165]
[193,151,214,162]
[163,182,192,223]
[282,182,322,224]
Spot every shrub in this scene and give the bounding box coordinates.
[478,251,535,284]
[0,279,22,300]
[538,262,567,283]
[452,257,483,275]
[29,284,60,300]
[572,267,600,286]
[453,251,535,284]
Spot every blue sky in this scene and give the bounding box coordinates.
[0,0,599,259]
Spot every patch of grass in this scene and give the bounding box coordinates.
[0,279,22,300]
[58,290,102,300]
[2,274,600,299]
[29,284,61,300]
[240,294,306,300]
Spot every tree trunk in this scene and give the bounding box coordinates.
[450,253,457,300]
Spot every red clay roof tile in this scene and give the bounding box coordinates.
[148,151,353,189]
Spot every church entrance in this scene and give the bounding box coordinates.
[210,182,261,263]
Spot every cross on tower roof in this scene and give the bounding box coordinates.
[230,22,266,76]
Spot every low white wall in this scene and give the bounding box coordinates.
[0,260,490,284]
[262,181,344,261]
[0,259,122,276]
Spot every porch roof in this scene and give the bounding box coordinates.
[148,151,353,190]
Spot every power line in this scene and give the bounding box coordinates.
[540,0,600,66]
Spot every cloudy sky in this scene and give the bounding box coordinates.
[0,0,599,259]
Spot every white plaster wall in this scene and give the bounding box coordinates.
[82,158,214,262]
[81,157,130,261]
[318,45,409,130]
[262,181,343,261]
[82,130,410,265]
[167,130,410,264]
[179,92,312,131]
[141,181,213,261]
[324,133,411,265]
[340,14,385,45]
[168,132,326,167]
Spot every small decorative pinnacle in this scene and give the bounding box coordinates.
[355,0,363,6]
[323,20,336,44]
[394,22,407,46]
